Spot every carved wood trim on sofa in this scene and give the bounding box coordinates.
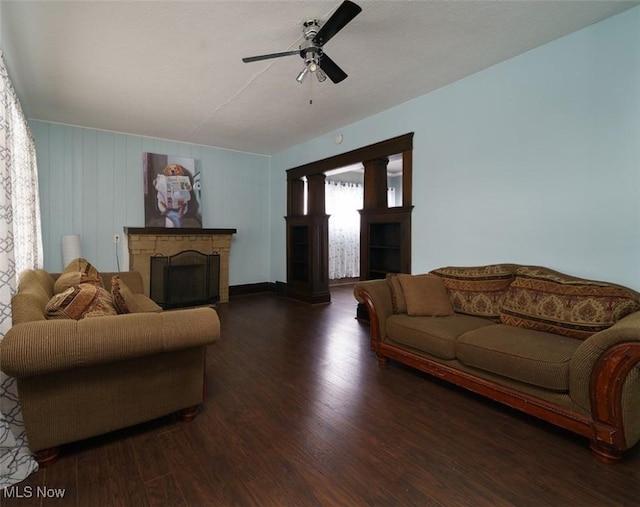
[358,288,636,463]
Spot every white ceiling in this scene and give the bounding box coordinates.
[1,0,637,155]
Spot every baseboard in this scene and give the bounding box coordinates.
[229,282,275,297]
[274,281,287,296]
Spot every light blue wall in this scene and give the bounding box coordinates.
[31,121,271,285]
[270,7,640,290]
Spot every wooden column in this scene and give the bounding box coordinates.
[288,178,305,217]
[363,157,389,210]
[285,173,329,303]
[306,173,326,215]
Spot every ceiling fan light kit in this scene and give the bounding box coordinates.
[242,1,362,85]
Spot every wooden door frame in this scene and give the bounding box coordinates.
[286,133,413,209]
[285,133,414,300]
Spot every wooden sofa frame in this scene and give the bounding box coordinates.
[358,290,640,463]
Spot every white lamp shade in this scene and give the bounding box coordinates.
[61,234,82,268]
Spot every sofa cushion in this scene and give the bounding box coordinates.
[430,264,516,320]
[500,266,640,340]
[54,258,104,294]
[45,283,117,320]
[387,313,494,360]
[397,274,454,316]
[456,324,582,391]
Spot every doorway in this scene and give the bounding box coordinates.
[324,153,404,287]
[285,133,413,303]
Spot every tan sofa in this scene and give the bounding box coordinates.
[354,264,640,463]
[0,268,220,466]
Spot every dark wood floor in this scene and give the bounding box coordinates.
[5,284,640,506]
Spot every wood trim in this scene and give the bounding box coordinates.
[358,287,636,463]
[286,133,414,180]
[588,341,640,461]
[229,282,275,296]
[34,447,60,468]
[285,133,414,304]
[124,227,237,235]
[402,149,413,207]
[377,341,593,437]
[178,405,199,422]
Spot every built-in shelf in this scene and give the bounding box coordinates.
[284,133,413,307]
[359,207,412,280]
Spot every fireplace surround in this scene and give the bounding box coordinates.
[125,227,236,302]
[150,250,220,309]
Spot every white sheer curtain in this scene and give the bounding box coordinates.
[387,187,396,207]
[1,51,42,487]
[325,180,362,280]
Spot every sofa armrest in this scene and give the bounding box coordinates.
[570,311,640,453]
[354,279,393,349]
[570,311,640,407]
[0,307,220,378]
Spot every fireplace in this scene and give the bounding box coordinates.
[150,250,220,309]
[125,227,235,303]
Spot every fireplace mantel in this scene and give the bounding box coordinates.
[124,227,237,236]
[125,227,236,302]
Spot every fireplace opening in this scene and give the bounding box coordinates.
[150,250,220,309]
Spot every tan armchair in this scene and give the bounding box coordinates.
[0,269,220,466]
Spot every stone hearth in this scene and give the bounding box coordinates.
[125,227,236,302]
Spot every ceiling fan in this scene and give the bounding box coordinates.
[242,0,362,84]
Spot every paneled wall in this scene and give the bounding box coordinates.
[31,121,271,285]
[271,7,640,289]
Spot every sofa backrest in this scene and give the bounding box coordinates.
[500,266,640,340]
[430,263,640,339]
[429,264,518,320]
[12,269,146,325]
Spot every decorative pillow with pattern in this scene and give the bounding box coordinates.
[46,282,117,320]
[500,266,640,340]
[111,275,162,314]
[430,264,517,320]
[54,257,104,294]
[386,273,407,314]
[111,275,135,314]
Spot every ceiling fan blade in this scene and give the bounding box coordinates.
[313,0,362,46]
[319,53,348,84]
[242,50,300,63]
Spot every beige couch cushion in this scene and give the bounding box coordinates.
[456,324,582,391]
[500,266,640,340]
[397,274,454,316]
[387,313,493,360]
[430,264,516,320]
